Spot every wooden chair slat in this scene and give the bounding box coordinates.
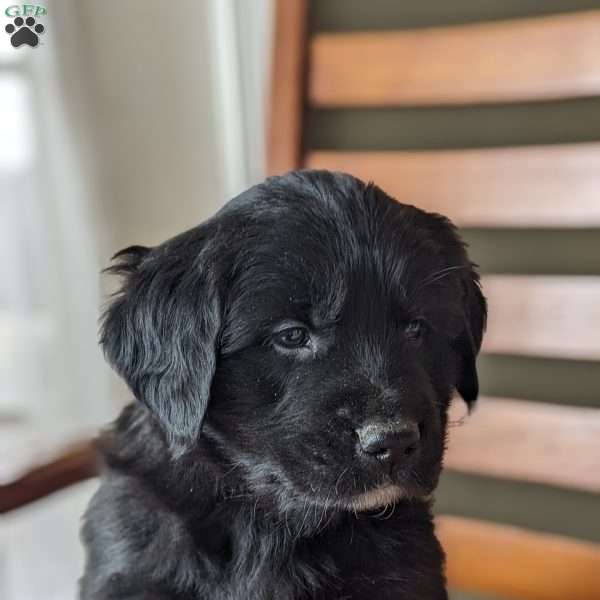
[309,11,600,107]
[437,515,600,600]
[0,441,98,513]
[483,276,600,360]
[267,0,309,175]
[305,144,600,227]
[446,397,600,493]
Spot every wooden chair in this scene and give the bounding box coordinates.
[268,2,600,599]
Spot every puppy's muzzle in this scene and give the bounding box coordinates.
[356,421,421,469]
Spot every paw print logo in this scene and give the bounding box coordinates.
[5,16,45,48]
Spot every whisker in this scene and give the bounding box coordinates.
[380,501,397,520]
[334,467,349,497]
[372,503,390,519]
[410,264,470,299]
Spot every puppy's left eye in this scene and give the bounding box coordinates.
[405,318,427,341]
[273,327,310,349]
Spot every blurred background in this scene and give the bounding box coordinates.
[1,1,599,599]
[1,1,272,597]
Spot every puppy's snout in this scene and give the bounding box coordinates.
[356,421,421,467]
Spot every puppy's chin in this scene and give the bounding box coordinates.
[344,484,430,512]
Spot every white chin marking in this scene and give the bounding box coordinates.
[349,485,405,511]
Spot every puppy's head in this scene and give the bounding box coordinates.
[101,170,486,512]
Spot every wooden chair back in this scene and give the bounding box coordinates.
[268,2,600,599]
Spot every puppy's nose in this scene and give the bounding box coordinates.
[356,421,421,466]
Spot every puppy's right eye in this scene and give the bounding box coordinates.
[273,327,310,349]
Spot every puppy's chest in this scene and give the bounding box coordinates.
[314,527,445,600]
[188,518,444,600]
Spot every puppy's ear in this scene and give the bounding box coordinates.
[455,267,487,409]
[100,242,220,452]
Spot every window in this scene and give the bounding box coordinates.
[0,21,111,485]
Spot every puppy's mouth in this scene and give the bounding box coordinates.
[348,484,404,511]
[342,483,430,512]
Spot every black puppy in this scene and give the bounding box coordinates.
[81,170,486,600]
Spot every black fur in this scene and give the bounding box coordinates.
[81,171,486,599]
